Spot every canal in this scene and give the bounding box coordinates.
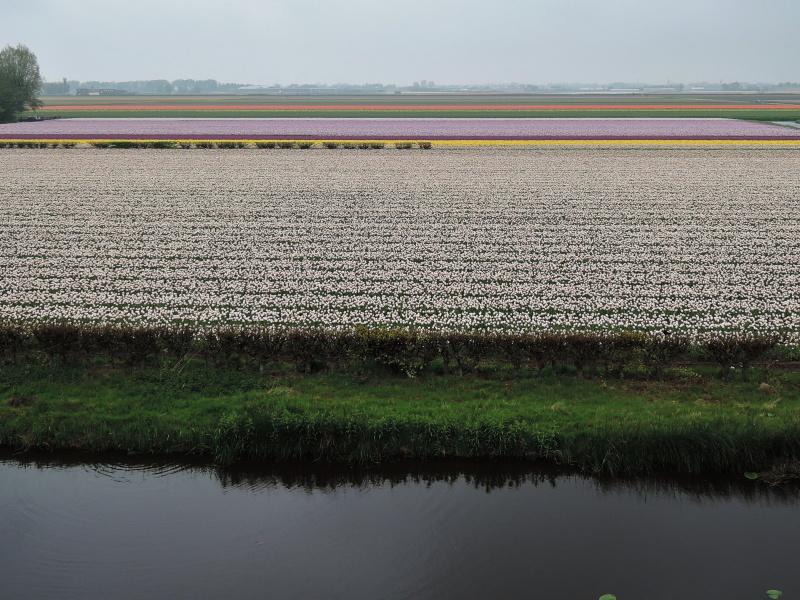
[1,455,797,599]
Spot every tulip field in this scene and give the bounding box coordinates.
[1,147,798,342]
[27,92,800,120]
[2,117,800,141]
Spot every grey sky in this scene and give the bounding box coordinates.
[3,0,798,84]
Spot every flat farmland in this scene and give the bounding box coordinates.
[1,148,798,341]
[29,93,800,120]
[3,117,800,142]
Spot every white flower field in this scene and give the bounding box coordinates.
[1,147,798,340]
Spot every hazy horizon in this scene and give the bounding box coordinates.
[3,0,799,85]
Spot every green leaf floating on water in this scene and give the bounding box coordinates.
[598,595,617,600]
[744,472,760,480]
[766,591,782,599]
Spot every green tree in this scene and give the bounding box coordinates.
[0,44,43,123]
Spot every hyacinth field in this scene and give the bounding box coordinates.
[2,117,800,141]
[1,147,798,342]
[26,92,800,120]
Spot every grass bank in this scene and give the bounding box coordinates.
[1,359,798,476]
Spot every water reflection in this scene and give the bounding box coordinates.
[2,451,798,600]
[4,450,798,502]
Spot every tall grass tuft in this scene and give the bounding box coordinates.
[216,141,246,149]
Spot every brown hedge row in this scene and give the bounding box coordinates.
[0,323,787,379]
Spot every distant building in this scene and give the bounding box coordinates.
[76,88,130,96]
[642,86,684,93]
[249,87,391,96]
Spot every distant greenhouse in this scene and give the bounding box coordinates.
[76,88,130,96]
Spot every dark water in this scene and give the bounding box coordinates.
[1,455,798,600]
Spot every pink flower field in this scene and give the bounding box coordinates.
[1,117,799,140]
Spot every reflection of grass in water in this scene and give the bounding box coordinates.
[1,359,800,475]
[5,447,799,503]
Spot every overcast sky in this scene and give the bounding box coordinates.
[3,0,798,84]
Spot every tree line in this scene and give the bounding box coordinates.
[42,78,246,95]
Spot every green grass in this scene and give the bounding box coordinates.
[22,109,800,120]
[1,360,798,475]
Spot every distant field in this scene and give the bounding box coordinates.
[3,117,799,141]
[27,93,800,120]
[27,110,800,120]
[2,147,798,340]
